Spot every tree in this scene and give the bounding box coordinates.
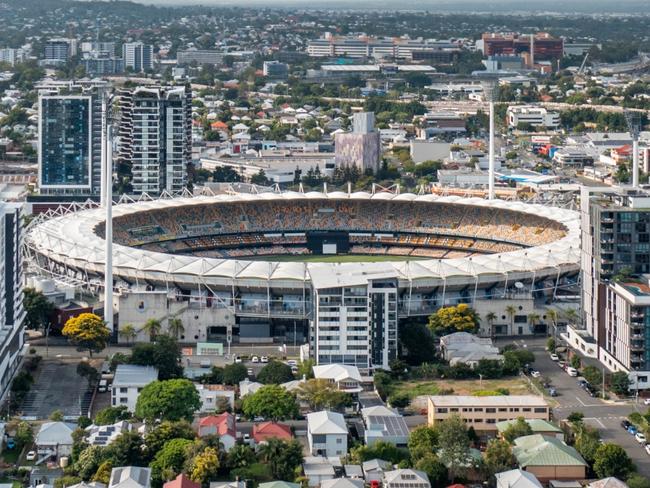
[296,379,351,411]
[222,363,248,385]
[574,426,601,464]
[485,311,497,337]
[198,366,224,385]
[428,304,479,335]
[187,446,220,486]
[627,474,650,488]
[547,337,556,353]
[250,169,269,185]
[93,461,113,485]
[567,411,585,425]
[349,440,410,465]
[570,354,582,370]
[144,421,196,459]
[142,318,163,341]
[475,359,503,379]
[226,444,256,470]
[75,445,105,480]
[242,384,298,421]
[167,318,185,340]
[23,287,54,330]
[77,362,100,386]
[436,414,471,482]
[14,421,33,449]
[484,439,516,475]
[414,454,448,487]
[256,360,294,384]
[131,336,183,380]
[49,409,64,421]
[610,371,631,396]
[398,321,436,365]
[258,438,304,480]
[388,391,410,409]
[582,366,603,388]
[77,416,92,429]
[119,324,137,344]
[135,379,201,422]
[62,313,111,357]
[593,443,635,479]
[150,438,193,486]
[95,406,130,425]
[505,305,517,334]
[297,359,315,379]
[501,418,533,443]
[408,425,439,461]
[103,431,146,467]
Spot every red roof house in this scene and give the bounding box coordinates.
[252,421,293,444]
[164,474,200,488]
[198,413,237,450]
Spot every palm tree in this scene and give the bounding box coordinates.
[505,305,517,335]
[528,313,541,334]
[485,311,497,338]
[167,317,185,340]
[564,308,579,326]
[142,318,162,342]
[119,323,137,345]
[546,308,558,342]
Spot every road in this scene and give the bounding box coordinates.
[504,336,650,477]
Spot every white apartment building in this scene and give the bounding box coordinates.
[111,365,158,412]
[0,48,26,66]
[122,42,153,72]
[311,270,398,371]
[507,106,560,129]
[0,203,26,403]
[553,147,595,166]
[306,411,348,457]
[116,86,192,195]
[307,35,459,60]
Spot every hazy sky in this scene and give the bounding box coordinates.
[124,0,649,13]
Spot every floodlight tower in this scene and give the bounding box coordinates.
[482,80,500,200]
[103,94,114,333]
[625,109,641,188]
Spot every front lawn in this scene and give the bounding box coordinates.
[392,376,533,399]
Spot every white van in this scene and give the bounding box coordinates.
[98,379,108,392]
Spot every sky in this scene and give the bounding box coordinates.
[123,0,649,14]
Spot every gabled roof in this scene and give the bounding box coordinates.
[113,365,158,387]
[164,474,200,488]
[109,467,152,488]
[258,483,300,488]
[36,422,76,446]
[496,419,562,434]
[588,478,629,488]
[252,421,292,442]
[495,469,543,488]
[198,413,236,437]
[513,435,587,468]
[362,459,391,473]
[307,411,347,435]
[313,364,362,383]
[383,469,430,486]
[321,480,364,488]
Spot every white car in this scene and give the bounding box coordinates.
[643,398,650,405]
[531,371,541,378]
[550,353,559,361]
[251,356,259,363]
[260,356,269,363]
[247,368,254,376]
[234,356,242,364]
[26,451,36,461]
[645,444,650,455]
[287,359,298,366]
[636,432,647,444]
[567,367,578,377]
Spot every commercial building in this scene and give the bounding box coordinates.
[578,187,650,390]
[334,112,381,173]
[111,365,158,412]
[177,50,224,66]
[263,61,289,79]
[116,86,192,195]
[122,42,153,72]
[0,203,25,403]
[0,48,26,66]
[83,56,124,77]
[507,106,560,130]
[38,81,107,197]
[552,148,595,166]
[427,395,550,435]
[43,38,77,65]
[479,33,563,62]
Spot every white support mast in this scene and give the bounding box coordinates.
[104,122,114,333]
[625,110,641,189]
[482,80,499,200]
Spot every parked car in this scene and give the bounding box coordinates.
[645,443,650,455]
[531,370,541,378]
[644,398,650,405]
[260,356,269,363]
[548,387,557,397]
[251,356,259,363]
[234,356,242,363]
[628,425,638,435]
[550,353,559,361]
[636,432,647,444]
[286,359,298,366]
[567,367,578,377]
[622,419,632,430]
[5,438,15,449]
[98,379,108,393]
[558,361,566,369]
[26,451,36,461]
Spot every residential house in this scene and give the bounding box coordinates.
[313,364,363,393]
[495,469,543,488]
[112,365,158,412]
[513,435,588,482]
[361,406,409,447]
[68,482,107,488]
[259,483,300,488]
[588,478,629,488]
[383,470,431,488]
[86,421,132,447]
[427,396,550,436]
[108,467,152,488]
[362,459,391,483]
[343,465,364,480]
[210,483,245,488]
[302,456,337,488]
[163,475,200,488]
[307,411,348,457]
[239,378,263,397]
[35,422,75,457]
[252,421,292,445]
[439,332,503,367]
[195,384,236,412]
[197,413,236,451]
[496,419,563,440]
[321,480,363,488]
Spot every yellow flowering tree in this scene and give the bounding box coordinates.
[62,313,111,357]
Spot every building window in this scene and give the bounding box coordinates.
[336,438,342,444]
[120,397,128,404]
[486,408,496,413]
[120,387,128,393]
[436,408,448,413]
[534,407,547,413]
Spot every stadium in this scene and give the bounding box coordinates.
[25,191,581,369]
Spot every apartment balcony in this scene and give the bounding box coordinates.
[630,342,645,351]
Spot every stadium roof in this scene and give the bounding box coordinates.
[26,191,580,288]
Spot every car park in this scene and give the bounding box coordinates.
[636,432,647,444]
[550,353,559,361]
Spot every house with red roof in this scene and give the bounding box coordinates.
[252,421,293,445]
[164,474,200,488]
[197,413,236,451]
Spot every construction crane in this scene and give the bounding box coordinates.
[578,52,590,75]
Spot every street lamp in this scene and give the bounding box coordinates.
[482,80,500,200]
[624,109,641,188]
